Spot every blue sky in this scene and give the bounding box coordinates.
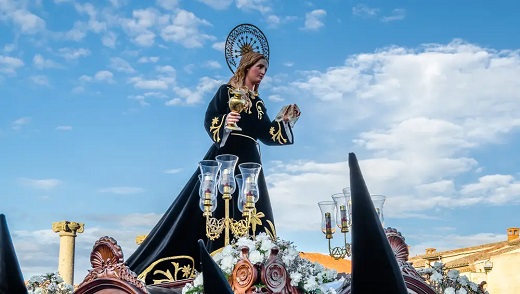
[2,0,520,283]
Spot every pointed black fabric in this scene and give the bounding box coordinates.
[198,239,233,294]
[0,214,28,294]
[348,153,407,294]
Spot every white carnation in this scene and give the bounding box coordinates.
[444,287,456,294]
[249,250,265,264]
[447,269,460,280]
[193,273,204,287]
[456,288,467,294]
[431,271,443,282]
[290,272,302,286]
[260,239,275,252]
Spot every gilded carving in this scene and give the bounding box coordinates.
[138,255,196,284]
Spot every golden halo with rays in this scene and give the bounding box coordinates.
[225,23,270,74]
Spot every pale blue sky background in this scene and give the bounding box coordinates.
[1,0,520,283]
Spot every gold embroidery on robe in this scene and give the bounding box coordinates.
[210,115,226,143]
[269,121,287,144]
[256,101,265,120]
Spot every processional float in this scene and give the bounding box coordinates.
[68,23,438,294]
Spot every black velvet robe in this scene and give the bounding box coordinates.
[126,84,293,285]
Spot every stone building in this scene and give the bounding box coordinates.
[409,227,520,294]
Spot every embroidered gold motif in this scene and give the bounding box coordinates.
[138,255,196,283]
[210,115,226,143]
[256,101,264,120]
[269,121,287,144]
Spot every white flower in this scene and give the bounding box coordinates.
[181,283,193,294]
[445,287,456,294]
[290,272,302,286]
[431,271,443,282]
[249,250,265,264]
[260,239,275,252]
[303,276,319,292]
[236,237,256,250]
[433,261,443,268]
[220,255,237,274]
[458,275,469,286]
[256,232,270,242]
[447,269,460,280]
[456,288,467,294]
[193,273,204,287]
[221,244,234,256]
[469,282,478,291]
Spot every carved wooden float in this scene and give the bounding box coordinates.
[75,228,436,294]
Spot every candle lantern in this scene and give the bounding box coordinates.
[318,201,336,239]
[198,160,220,216]
[371,195,386,226]
[238,163,262,213]
[215,154,238,195]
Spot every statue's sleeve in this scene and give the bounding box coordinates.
[255,100,294,146]
[204,84,230,145]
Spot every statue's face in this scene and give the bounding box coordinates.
[246,58,268,86]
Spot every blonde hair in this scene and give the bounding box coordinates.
[228,52,267,92]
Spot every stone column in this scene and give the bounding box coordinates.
[52,221,84,285]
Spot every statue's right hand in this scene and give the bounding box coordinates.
[226,112,241,124]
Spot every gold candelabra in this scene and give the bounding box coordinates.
[199,157,261,246]
[203,185,254,246]
[319,190,386,260]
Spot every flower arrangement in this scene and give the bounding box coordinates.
[182,233,341,294]
[26,272,74,294]
[417,262,489,294]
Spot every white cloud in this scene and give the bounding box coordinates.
[212,41,225,52]
[98,187,145,195]
[204,60,221,69]
[119,8,160,47]
[71,86,84,93]
[33,54,60,69]
[197,0,233,10]
[19,178,61,190]
[167,76,223,105]
[12,9,46,34]
[102,31,117,48]
[303,9,326,31]
[160,9,215,48]
[129,77,170,90]
[409,232,506,257]
[30,75,49,86]
[56,125,72,131]
[263,40,520,228]
[381,8,406,22]
[235,0,271,14]
[94,70,114,82]
[156,0,179,10]
[155,65,176,75]
[12,117,31,130]
[266,15,280,27]
[109,57,135,73]
[164,168,182,174]
[3,44,15,53]
[0,55,24,74]
[57,47,91,60]
[352,4,379,18]
[138,56,160,63]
